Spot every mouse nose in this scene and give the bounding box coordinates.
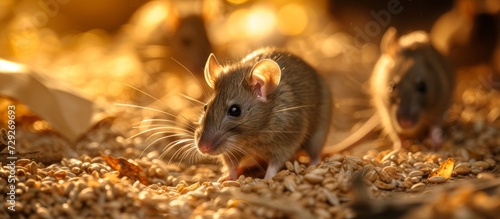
[197,143,212,154]
[398,119,414,129]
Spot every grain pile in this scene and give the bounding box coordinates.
[1,83,500,219]
[0,83,500,218]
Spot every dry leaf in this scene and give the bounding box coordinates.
[429,158,455,179]
[0,59,106,141]
[102,155,149,185]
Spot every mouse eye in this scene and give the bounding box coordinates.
[227,105,241,117]
[415,80,427,93]
[203,104,207,112]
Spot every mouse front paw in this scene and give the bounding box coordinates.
[217,174,232,182]
[217,170,238,182]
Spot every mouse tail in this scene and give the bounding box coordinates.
[323,114,380,155]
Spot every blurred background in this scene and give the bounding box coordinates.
[0,0,499,152]
[0,0,458,99]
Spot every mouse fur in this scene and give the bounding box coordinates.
[194,48,332,180]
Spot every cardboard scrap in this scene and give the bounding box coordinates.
[0,59,105,141]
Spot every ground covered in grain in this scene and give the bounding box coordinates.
[1,1,500,218]
[1,82,500,219]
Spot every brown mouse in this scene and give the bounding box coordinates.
[194,48,332,180]
[371,28,455,149]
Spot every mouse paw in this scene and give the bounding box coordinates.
[217,174,237,182]
[264,164,280,179]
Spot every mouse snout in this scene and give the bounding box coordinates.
[197,143,212,154]
[395,104,420,130]
[397,118,415,129]
[196,131,223,155]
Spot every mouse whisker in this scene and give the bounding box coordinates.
[224,149,240,172]
[128,126,190,140]
[139,134,191,158]
[161,138,193,162]
[231,146,266,174]
[133,124,192,131]
[258,130,302,133]
[178,142,198,165]
[163,138,194,153]
[136,118,188,125]
[177,94,206,110]
[180,94,205,105]
[132,125,192,133]
[170,57,208,98]
[173,143,190,165]
[116,103,176,117]
[144,133,191,146]
[181,144,198,164]
[134,119,197,131]
[182,146,194,165]
[273,104,315,113]
[121,83,174,108]
[116,103,194,126]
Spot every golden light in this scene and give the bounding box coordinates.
[168,95,187,111]
[32,120,50,131]
[110,54,138,77]
[0,59,27,73]
[227,8,249,38]
[277,3,308,36]
[107,81,124,97]
[165,74,183,93]
[245,5,276,38]
[226,4,276,40]
[186,82,203,99]
[130,1,175,42]
[227,0,249,5]
[321,35,343,57]
[8,15,41,59]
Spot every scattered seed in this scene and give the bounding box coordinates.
[408,170,424,178]
[382,166,400,180]
[410,183,426,192]
[477,172,496,180]
[428,176,447,184]
[304,173,324,184]
[283,177,297,192]
[222,181,240,187]
[373,179,396,190]
[363,170,377,183]
[471,167,484,174]
[473,161,490,169]
[309,168,329,176]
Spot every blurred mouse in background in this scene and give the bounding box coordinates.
[126,0,213,85]
[431,0,500,89]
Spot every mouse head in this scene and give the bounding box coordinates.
[381,28,450,135]
[194,54,281,155]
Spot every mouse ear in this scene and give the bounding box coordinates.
[249,59,281,102]
[381,27,398,58]
[204,53,223,89]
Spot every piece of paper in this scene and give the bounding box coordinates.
[0,59,104,141]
